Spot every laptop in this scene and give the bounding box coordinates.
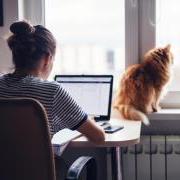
[55,75,124,133]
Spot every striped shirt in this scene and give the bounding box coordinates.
[0,73,88,135]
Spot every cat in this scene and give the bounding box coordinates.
[113,44,173,125]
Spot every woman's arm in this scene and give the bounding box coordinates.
[52,86,105,144]
[77,118,105,144]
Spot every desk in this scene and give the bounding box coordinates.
[53,119,141,180]
[70,118,141,147]
[70,119,141,180]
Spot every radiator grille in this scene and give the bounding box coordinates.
[121,135,180,180]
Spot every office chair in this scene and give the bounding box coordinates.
[66,156,97,180]
[0,98,97,180]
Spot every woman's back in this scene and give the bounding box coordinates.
[0,20,105,144]
[0,73,87,136]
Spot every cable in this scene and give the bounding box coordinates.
[165,135,167,180]
[150,135,152,180]
[148,0,162,27]
[135,144,138,180]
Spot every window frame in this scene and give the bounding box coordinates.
[18,0,45,25]
[142,0,180,108]
[126,0,179,108]
[125,0,157,78]
[20,0,178,108]
[125,0,156,66]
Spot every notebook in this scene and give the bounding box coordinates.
[55,75,124,133]
[51,128,81,145]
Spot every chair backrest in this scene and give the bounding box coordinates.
[0,98,56,180]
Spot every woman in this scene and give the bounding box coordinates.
[0,21,105,144]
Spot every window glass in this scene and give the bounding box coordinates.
[156,0,180,91]
[45,0,125,88]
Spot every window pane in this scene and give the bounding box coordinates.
[156,0,180,91]
[45,0,125,88]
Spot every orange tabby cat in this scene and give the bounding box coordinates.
[113,44,173,125]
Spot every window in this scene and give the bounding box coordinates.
[25,0,180,107]
[126,0,180,108]
[155,0,180,107]
[156,0,180,91]
[45,0,125,89]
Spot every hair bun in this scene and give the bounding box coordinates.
[10,21,35,35]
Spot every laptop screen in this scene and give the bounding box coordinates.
[55,75,113,121]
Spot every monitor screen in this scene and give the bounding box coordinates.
[55,75,113,120]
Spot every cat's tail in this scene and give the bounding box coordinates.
[116,105,150,126]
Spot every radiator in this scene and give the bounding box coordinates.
[121,135,180,180]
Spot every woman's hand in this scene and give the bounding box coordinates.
[77,118,105,144]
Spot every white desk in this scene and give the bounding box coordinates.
[53,118,141,180]
[53,119,141,180]
[70,118,141,147]
[71,119,141,180]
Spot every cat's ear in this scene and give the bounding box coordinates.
[164,44,171,52]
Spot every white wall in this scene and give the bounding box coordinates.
[0,0,19,73]
[0,0,44,73]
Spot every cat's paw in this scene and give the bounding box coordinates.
[156,105,161,111]
[153,105,161,112]
[152,107,157,112]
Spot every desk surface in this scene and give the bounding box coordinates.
[69,118,141,148]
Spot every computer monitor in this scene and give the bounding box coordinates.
[55,75,113,121]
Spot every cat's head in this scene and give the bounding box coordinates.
[144,44,174,65]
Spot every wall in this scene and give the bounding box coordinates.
[0,0,19,72]
[0,0,44,73]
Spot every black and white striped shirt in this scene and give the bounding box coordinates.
[0,73,88,135]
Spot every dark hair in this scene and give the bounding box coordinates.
[7,21,56,70]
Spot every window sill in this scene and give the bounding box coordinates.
[148,109,180,120]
